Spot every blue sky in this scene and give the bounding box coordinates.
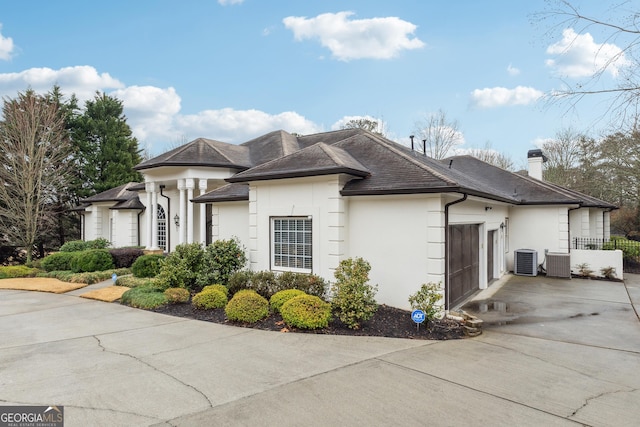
[0,0,630,165]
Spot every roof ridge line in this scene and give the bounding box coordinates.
[367,134,458,186]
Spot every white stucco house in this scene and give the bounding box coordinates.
[78,129,617,310]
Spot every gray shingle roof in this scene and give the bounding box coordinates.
[192,183,249,203]
[80,182,145,210]
[128,128,615,209]
[228,142,370,183]
[135,137,251,171]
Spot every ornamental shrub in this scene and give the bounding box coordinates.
[109,248,144,268]
[59,240,88,252]
[270,289,306,314]
[69,249,114,273]
[276,271,328,298]
[225,289,269,323]
[227,270,255,295]
[121,285,168,309]
[281,294,332,329]
[116,275,160,288]
[155,243,204,291]
[86,238,111,250]
[202,284,229,298]
[408,282,443,322]
[196,238,247,288]
[164,287,191,304]
[131,254,164,278]
[192,288,228,309]
[250,271,278,298]
[0,265,39,279]
[330,257,378,329]
[41,252,79,272]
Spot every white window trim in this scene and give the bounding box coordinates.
[270,216,313,273]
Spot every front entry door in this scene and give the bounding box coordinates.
[449,224,480,308]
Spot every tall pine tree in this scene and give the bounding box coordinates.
[75,92,142,194]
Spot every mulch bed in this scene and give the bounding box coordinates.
[151,302,466,340]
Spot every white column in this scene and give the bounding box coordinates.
[178,179,186,245]
[186,178,195,244]
[199,179,208,246]
[150,183,159,250]
[145,183,153,249]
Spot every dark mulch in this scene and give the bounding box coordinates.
[151,302,466,340]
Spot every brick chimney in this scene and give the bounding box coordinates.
[527,149,547,181]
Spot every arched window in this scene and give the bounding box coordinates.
[157,204,167,251]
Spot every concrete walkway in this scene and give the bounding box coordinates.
[0,274,639,426]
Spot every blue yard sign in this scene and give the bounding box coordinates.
[411,309,425,324]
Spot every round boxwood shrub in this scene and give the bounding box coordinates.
[59,240,88,252]
[164,287,190,304]
[69,249,114,273]
[281,295,331,329]
[40,252,79,272]
[131,254,164,278]
[192,288,228,309]
[225,289,269,323]
[202,284,229,298]
[270,289,306,314]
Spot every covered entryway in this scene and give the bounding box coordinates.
[448,224,480,308]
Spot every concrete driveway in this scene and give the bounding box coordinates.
[0,275,639,427]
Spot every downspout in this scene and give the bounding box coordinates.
[137,209,144,247]
[444,193,468,311]
[159,185,170,252]
[567,206,581,251]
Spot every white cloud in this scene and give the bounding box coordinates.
[111,85,181,143]
[0,65,323,153]
[218,0,244,5]
[546,28,629,78]
[174,108,322,144]
[0,24,14,60]
[507,64,520,76]
[0,65,123,102]
[283,11,424,61]
[470,86,543,108]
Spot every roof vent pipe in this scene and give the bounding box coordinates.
[410,135,415,151]
[422,139,427,155]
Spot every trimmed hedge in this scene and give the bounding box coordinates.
[281,294,332,330]
[192,288,228,309]
[69,249,114,273]
[225,290,269,323]
[109,248,144,268]
[60,238,110,252]
[41,252,79,272]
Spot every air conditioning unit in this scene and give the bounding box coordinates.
[546,252,571,278]
[514,249,537,276]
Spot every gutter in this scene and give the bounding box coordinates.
[159,185,170,252]
[444,193,468,311]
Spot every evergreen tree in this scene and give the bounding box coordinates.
[75,92,142,194]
